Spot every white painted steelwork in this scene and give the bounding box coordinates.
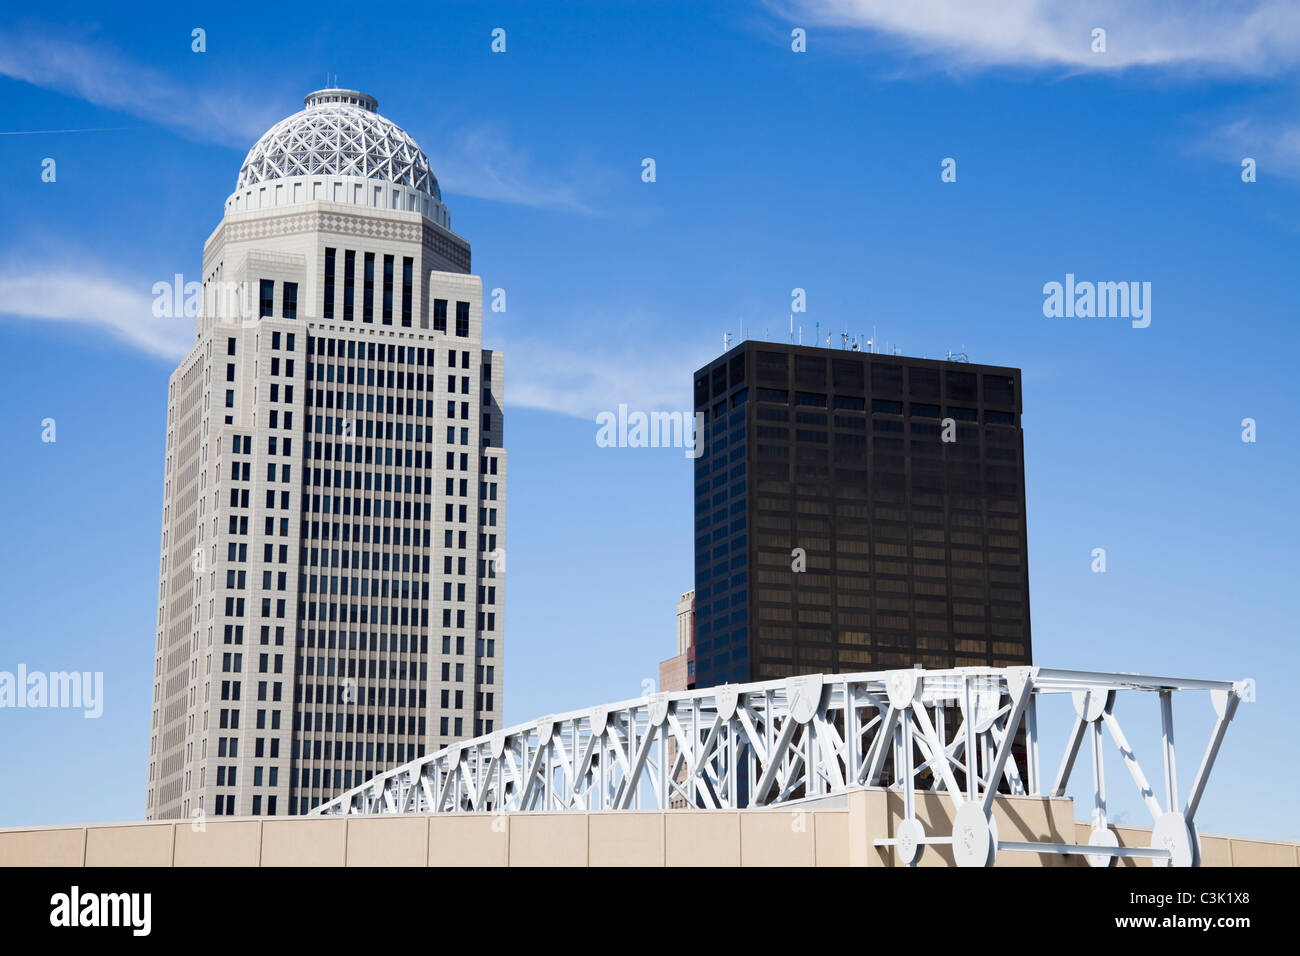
[311,666,1252,867]
[237,89,438,198]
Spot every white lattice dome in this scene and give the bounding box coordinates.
[236,89,440,200]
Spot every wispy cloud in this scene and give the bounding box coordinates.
[778,0,1300,74]
[429,125,599,214]
[0,27,602,213]
[0,29,275,146]
[0,267,192,359]
[1196,115,1300,180]
[491,336,713,420]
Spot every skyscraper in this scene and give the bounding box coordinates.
[692,342,1029,689]
[147,90,506,820]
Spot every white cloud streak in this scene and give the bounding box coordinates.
[0,28,599,212]
[430,126,598,214]
[1198,115,1300,179]
[496,338,714,420]
[0,30,275,146]
[0,269,193,359]
[779,0,1300,74]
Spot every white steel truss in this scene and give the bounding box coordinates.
[238,93,438,198]
[311,666,1252,867]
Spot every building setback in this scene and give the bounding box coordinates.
[147,90,505,820]
[692,342,1030,689]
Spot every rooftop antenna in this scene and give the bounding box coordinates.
[723,331,732,351]
[789,313,793,344]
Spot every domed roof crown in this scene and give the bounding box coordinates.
[236,89,439,200]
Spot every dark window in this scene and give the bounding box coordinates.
[871,363,902,394]
[227,337,236,356]
[872,399,902,414]
[985,409,1016,425]
[729,354,745,387]
[282,282,297,320]
[833,394,865,411]
[695,375,710,407]
[323,248,335,320]
[758,388,788,404]
[731,388,748,408]
[948,406,978,421]
[795,391,827,407]
[756,351,788,385]
[363,253,375,322]
[947,371,977,402]
[910,402,940,418]
[984,374,1015,407]
[455,301,470,337]
[795,355,826,387]
[909,366,940,398]
[382,255,394,323]
[833,359,865,390]
[401,257,413,327]
[259,279,274,318]
[711,364,727,397]
[433,298,447,332]
[343,251,355,321]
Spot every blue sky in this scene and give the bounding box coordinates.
[0,1,1297,839]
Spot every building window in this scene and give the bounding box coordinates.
[343,251,355,321]
[282,282,297,320]
[323,248,335,320]
[259,279,274,318]
[382,254,394,324]
[363,253,375,322]
[433,298,447,333]
[401,257,413,327]
[455,301,469,337]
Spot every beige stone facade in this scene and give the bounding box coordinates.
[25,795,1292,867]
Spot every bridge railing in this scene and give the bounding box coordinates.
[310,665,1253,867]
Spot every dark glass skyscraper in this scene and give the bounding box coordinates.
[692,342,1030,689]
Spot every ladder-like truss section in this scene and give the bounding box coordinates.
[311,666,1253,867]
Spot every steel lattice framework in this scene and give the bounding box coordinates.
[237,90,439,198]
[311,666,1252,867]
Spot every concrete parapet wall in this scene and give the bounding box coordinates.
[1,795,1293,867]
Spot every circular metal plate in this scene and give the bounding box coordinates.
[1150,811,1195,868]
[953,802,996,868]
[714,685,739,722]
[534,717,554,746]
[896,817,925,866]
[787,675,824,724]
[886,671,919,710]
[1086,825,1118,868]
[1072,690,1111,723]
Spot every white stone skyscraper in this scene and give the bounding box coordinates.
[147,89,505,820]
